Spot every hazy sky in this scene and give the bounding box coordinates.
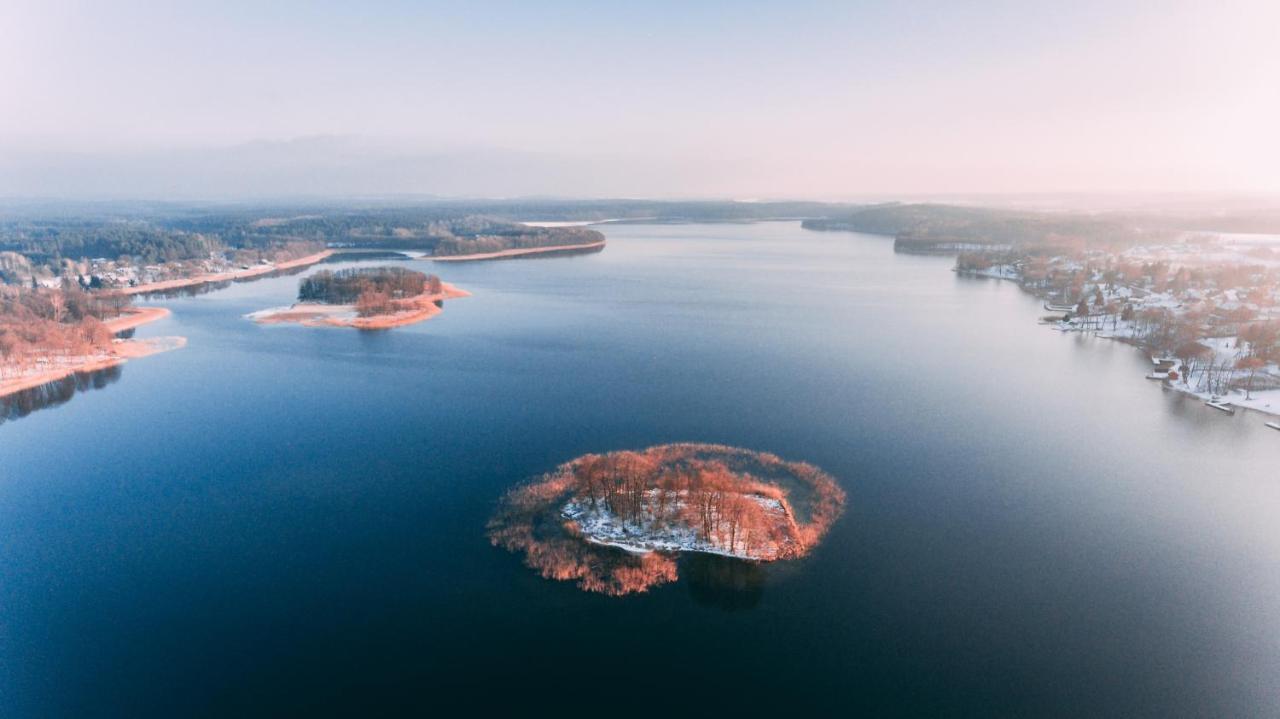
[2,0,1278,198]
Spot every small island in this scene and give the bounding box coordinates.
[249,266,469,330]
[488,443,846,596]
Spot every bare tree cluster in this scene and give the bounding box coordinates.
[298,267,445,317]
[1,284,124,377]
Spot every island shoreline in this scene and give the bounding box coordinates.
[431,240,605,262]
[249,282,470,330]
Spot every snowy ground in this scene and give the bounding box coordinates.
[957,266,1019,280]
[1165,375,1280,416]
[957,244,1280,419]
[562,490,793,561]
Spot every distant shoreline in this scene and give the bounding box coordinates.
[432,240,605,262]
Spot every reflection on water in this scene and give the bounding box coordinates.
[684,553,766,611]
[129,252,413,300]
[134,279,233,300]
[4,222,1280,715]
[1,365,122,425]
[322,251,412,263]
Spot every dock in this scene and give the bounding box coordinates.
[1205,400,1235,414]
[1266,422,1280,431]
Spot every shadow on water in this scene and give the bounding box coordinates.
[322,251,412,263]
[683,553,766,611]
[133,279,234,300]
[1,365,123,426]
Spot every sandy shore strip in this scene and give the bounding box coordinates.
[431,240,605,262]
[2,305,183,399]
[119,249,335,295]
[0,336,187,399]
[103,306,171,333]
[249,283,470,329]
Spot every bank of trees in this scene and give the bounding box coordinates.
[1,285,122,377]
[431,227,603,257]
[299,267,431,304]
[573,454,785,556]
[297,267,446,318]
[566,445,847,558]
[0,225,223,267]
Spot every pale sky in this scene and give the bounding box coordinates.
[2,0,1278,199]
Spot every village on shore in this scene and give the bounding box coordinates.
[956,233,1280,421]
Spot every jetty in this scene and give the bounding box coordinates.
[1205,400,1235,414]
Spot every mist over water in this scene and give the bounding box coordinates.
[3,222,1278,715]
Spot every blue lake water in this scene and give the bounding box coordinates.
[3,222,1279,715]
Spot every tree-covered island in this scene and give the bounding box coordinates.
[250,266,468,330]
[488,443,846,596]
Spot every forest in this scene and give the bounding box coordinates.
[0,207,610,278]
[298,267,442,317]
[0,222,223,267]
[488,444,846,596]
[0,284,124,378]
[431,226,603,256]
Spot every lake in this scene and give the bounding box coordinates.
[3,222,1279,716]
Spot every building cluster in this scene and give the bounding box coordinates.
[78,253,266,290]
[957,235,1280,404]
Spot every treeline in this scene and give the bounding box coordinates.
[804,204,1159,250]
[0,221,326,286]
[156,199,860,227]
[567,444,846,557]
[1,285,125,373]
[432,227,604,257]
[250,214,605,256]
[8,199,1280,278]
[298,267,442,317]
[0,223,223,266]
[573,452,791,556]
[1,199,858,279]
[488,465,681,596]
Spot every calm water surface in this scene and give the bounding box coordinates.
[3,222,1279,716]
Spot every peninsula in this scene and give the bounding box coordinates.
[431,238,605,262]
[0,287,184,400]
